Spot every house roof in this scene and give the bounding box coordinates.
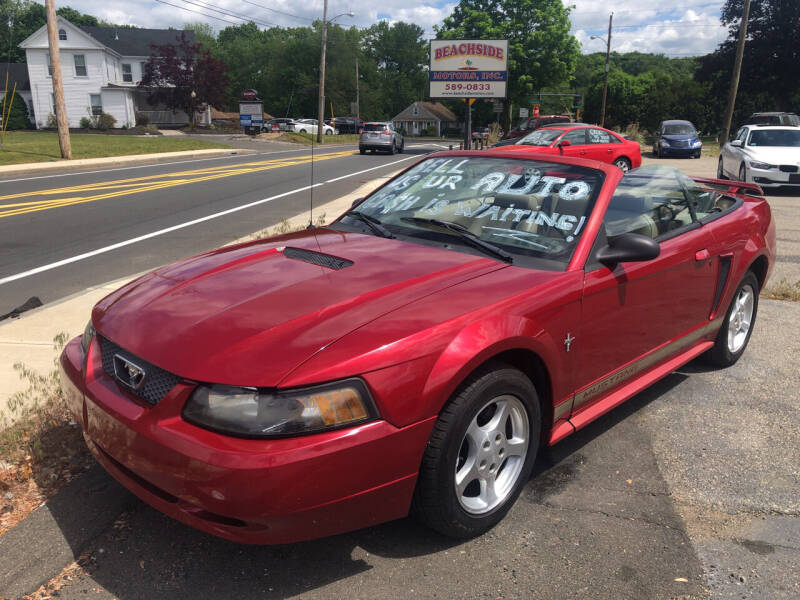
[392,101,458,123]
[78,27,195,57]
[0,64,30,91]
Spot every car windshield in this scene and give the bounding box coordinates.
[364,124,387,132]
[747,129,800,147]
[339,156,604,267]
[518,129,562,146]
[662,124,696,135]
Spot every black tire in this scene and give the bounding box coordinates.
[705,271,759,367]
[614,157,632,172]
[359,148,366,155]
[717,156,727,179]
[398,140,404,154]
[693,151,701,159]
[656,146,662,158]
[298,129,307,134]
[388,141,396,155]
[412,363,541,539]
[739,163,747,183]
[325,129,332,135]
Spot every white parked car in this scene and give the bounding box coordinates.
[718,125,800,189]
[293,118,335,135]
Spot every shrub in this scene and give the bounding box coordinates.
[45,112,58,129]
[135,111,150,126]
[1,92,31,130]
[79,116,91,129]
[425,125,436,136]
[91,112,116,130]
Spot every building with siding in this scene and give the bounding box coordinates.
[391,101,459,137]
[18,17,195,129]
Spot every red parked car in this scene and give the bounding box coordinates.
[60,153,774,545]
[495,124,642,172]
[501,114,571,141]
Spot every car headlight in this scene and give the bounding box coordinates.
[81,320,95,353]
[660,139,670,147]
[692,140,702,147]
[183,379,378,438]
[749,161,775,170]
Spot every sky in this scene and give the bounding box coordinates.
[46,0,731,57]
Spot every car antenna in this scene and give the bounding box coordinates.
[307,121,315,229]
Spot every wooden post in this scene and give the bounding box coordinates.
[355,56,360,121]
[45,0,71,159]
[316,0,328,144]
[720,0,751,146]
[600,13,613,128]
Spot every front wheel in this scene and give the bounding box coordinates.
[412,364,540,538]
[717,156,727,179]
[325,129,332,135]
[739,163,747,183]
[359,147,366,155]
[705,271,759,367]
[614,157,632,172]
[298,129,307,134]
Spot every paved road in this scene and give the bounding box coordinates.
[0,141,443,314]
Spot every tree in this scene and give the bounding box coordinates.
[436,0,580,128]
[55,6,98,27]
[140,32,230,120]
[1,90,31,129]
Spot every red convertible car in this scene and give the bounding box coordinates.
[60,152,774,544]
[494,124,643,172]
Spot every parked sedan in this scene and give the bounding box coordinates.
[293,119,334,135]
[359,122,404,154]
[718,125,800,189]
[653,120,702,158]
[61,152,774,545]
[264,118,295,132]
[500,114,571,141]
[491,124,642,172]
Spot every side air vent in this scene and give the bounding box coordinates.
[711,256,732,316]
[283,247,353,270]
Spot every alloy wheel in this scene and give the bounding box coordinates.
[454,395,529,515]
[727,284,754,354]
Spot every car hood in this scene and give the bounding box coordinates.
[743,146,800,164]
[92,229,506,387]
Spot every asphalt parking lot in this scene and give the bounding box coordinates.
[1,154,798,599]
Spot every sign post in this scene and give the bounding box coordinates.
[239,89,263,136]
[429,40,508,148]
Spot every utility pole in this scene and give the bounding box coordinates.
[45,0,71,158]
[355,56,359,121]
[720,0,751,146]
[600,12,613,128]
[316,0,328,144]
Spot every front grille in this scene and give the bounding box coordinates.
[283,247,353,270]
[672,140,689,148]
[99,336,180,405]
[779,165,799,173]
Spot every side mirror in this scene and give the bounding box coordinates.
[596,233,660,265]
[558,139,572,147]
[350,197,364,209]
[730,139,743,147]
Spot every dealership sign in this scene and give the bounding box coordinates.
[429,39,508,99]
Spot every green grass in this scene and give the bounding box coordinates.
[282,132,361,145]
[0,131,232,166]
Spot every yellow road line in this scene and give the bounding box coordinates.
[0,150,357,220]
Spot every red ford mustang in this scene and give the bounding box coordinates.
[60,152,774,544]
[493,124,643,172]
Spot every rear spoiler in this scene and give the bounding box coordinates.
[693,176,764,197]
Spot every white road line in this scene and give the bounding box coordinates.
[0,155,416,286]
[0,146,356,184]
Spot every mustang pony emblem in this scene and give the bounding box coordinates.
[113,354,146,390]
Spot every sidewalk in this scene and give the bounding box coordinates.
[0,171,396,427]
[0,148,255,178]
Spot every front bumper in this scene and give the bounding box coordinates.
[749,168,800,187]
[60,336,435,544]
[658,144,700,157]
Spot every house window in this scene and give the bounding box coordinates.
[58,29,67,41]
[74,55,87,77]
[122,64,132,82]
[46,53,52,76]
[90,94,103,115]
[412,104,420,116]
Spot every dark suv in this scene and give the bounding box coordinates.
[331,117,365,134]
[743,112,800,127]
[500,115,571,141]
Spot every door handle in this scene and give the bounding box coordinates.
[695,249,710,261]
[607,149,612,153]
[579,150,587,155]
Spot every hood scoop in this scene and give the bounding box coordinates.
[283,247,353,270]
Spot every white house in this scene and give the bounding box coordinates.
[18,17,195,129]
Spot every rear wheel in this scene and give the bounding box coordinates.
[298,129,307,134]
[397,139,404,153]
[706,271,759,367]
[614,157,632,172]
[412,364,540,539]
[388,141,396,155]
[359,147,365,155]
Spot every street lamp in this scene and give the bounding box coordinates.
[590,13,613,128]
[316,2,354,142]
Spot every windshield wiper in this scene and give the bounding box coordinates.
[401,217,513,263]
[344,211,395,239]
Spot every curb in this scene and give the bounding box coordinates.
[0,148,256,178]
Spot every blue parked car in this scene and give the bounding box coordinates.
[653,120,702,158]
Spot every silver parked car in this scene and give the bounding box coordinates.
[359,122,404,154]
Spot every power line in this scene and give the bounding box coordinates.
[237,0,311,22]
[184,0,277,27]
[154,0,243,25]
